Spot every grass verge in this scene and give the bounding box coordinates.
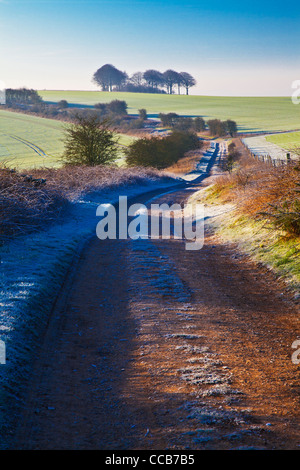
[190,153,300,296]
[0,164,174,243]
[266,131,300,151]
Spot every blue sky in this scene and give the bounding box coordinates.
[1,0,300,95]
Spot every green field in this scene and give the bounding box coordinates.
[0,109,135,169]
[266,131,300,150]
[0,110,65,169]
[39,91,300,133]
[2,93,299,169]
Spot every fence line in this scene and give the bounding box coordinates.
[240,139,296,167]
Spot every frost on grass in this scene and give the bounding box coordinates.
[129,239,191,302]
[184,401,248,426]
[175,344,210,354]
[180,366,231,386]
[197,385,242,398]
[0,176,178,448]
[166,333,203,340]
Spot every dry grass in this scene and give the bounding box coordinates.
[0,164,170,243]
[30,165,166,199]
[165,151,201,174]
[213,159,297,213]
[209,143,300,236]
[0,167,67,241]
[166,143,210,175]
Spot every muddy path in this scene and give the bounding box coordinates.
[11,185,300,450]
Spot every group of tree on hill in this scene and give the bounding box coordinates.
[92,64,196,95]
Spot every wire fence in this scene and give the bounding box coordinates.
[241,139,299,167]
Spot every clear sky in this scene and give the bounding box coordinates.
[1,0,300,95]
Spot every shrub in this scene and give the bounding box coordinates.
[159,112,180,127]
[169,130,201,155]
[94,100,128,117]
[261,163,300,236]
[210,140,300,237]
[207,119,238,137]
[94,103,108,116]
[107,99,128,115]
[193,117,206,132]
[226,119,238,137]
[173,117,194,132]
[61,114,119,166]
[138,108,147,121]
[57,100,68,109]
[0,165,169,243]
[207,119,227,137]
[127,118,145,129]
[115,83,166,94]
[0,166,67,242]
[125,131,201,169]
[223,142,241,173]
[159,113,206,133]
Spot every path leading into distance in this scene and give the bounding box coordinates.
[10,143,300,450]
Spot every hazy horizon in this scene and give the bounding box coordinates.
[1,0,300,97]
[36,89,296,98]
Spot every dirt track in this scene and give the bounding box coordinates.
[12,184,300,450]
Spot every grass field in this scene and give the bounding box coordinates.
[266,131,300,150]
[0,110,65,169]
[2,93,299,169]
[0,109,135,169]
[39,91,300,133]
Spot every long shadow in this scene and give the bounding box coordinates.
[8,146,219,449]
[97,185,296,450]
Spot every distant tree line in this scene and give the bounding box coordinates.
[158,114,237,136]
[3,88,70,117]
[1,89,147,131]
[5,88,42,107]
[92,64,196,95]
[94,100,149,130]
[1,88,238,136]
[159,113,206,132]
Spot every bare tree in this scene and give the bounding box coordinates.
[180,72,196,95]
[175,73,184,95]
[143,69,164,90]
[130,72,144,87]
[163,70,180,94]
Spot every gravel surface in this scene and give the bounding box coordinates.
[10,186,300,450]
